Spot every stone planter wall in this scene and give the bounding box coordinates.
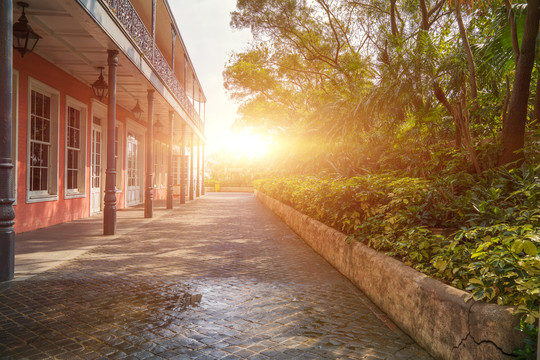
[255,190,526,360]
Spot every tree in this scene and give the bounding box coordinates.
[225,0,539,176]
[226,0,369,135]
[499,0,540,166]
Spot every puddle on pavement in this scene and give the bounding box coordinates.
[172,293,202,311]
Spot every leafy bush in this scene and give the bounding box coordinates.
[254,164,539,356]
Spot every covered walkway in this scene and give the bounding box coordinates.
[0,193,432,359]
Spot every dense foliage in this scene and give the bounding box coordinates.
[226,0,540,173]
[205,150,268,187]
[225,0,540,356]
[254,164,539,356]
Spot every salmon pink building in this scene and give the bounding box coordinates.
[0,0,206,280]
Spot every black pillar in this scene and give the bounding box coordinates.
[166,111,174,209]
[189,132,194,200]
[179,124,186,205]
[145,89,154,218]
[201,144,205,196]
[196,137,200,197]
[104,50,119,235]
[0,1,14,281]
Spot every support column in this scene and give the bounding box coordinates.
[145,89,155,218]
[151,0,156,62]
[196,137,200,197]
[189,132,194,200]
[0,1,15,281]
[201,144,205,196]
[166,111,174,209]
[179,124,186,204]
[171,28,176,72]
[104,50,119,235]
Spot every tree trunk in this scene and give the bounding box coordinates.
[500,0,540,166]
[455,1,478,102]
[455,102,481,175]
[504,0,520,63]
[502,75,511,127]
[533,69,540,125]
[419,0,429,31]
[390,0,398,37]
[434,83,462,147]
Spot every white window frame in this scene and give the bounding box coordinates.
[161,142,167,188]
[172,154,180,186]
[153,140,160,188]
[64,96,87,199]
[12,70,19,205]
[125,119,146,208]
[115,122,123,192]
[26,77,60,203]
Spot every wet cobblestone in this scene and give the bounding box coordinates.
[0,193,433,359]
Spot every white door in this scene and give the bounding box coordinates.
[126,133,140,206]
[90,122,102,215]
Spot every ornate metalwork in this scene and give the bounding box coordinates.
[102,0,204,132]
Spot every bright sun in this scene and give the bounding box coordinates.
[218,130,270,158]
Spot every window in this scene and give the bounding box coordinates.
[114,128,118,170]
[66,108,80,190]
[162,143,168,187]
[27,78,59,202]
[153,141,159,188]
[115,123,123,191]
[30,91,50,192]
[183,154,189,187]
[172,155,180,185]
[127,132,138,187]
[65,97,87,198]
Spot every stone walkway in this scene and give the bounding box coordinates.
[0,193,433,359]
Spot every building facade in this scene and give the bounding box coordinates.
[7,0,206,235]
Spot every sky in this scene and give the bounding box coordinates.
[168,0,252,155]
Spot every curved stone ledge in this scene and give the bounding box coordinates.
[255,190,525,360]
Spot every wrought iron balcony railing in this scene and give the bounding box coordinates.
[102,0,204,132]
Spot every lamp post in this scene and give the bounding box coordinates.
[145,90,154,218]
[167,111,174,209]
[103,50,118,235]
[196,137,200,197]
[179,124,186,205]
[201,144,205,196]
[189,132,194,201]
[0,1,15,281]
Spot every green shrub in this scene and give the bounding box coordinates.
[255,165,539,356]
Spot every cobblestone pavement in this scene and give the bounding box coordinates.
[0,193,433,359]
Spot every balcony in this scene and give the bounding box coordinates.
[102,0,204,132]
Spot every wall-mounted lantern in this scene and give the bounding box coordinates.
[91,67,108,101]
[131,99,143,120]
[13,2,42,58]
[154,114,165,133]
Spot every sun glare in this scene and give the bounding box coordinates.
[218,130,270,158]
